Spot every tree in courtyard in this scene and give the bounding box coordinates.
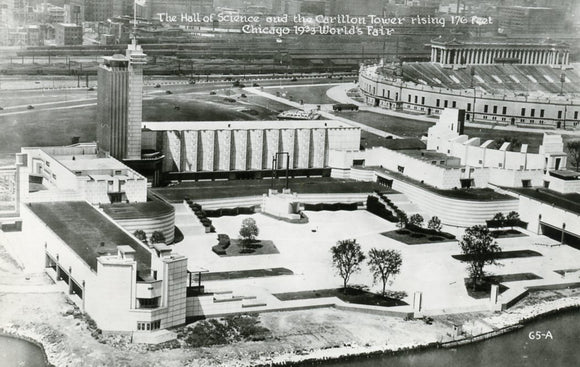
[133,229,147,243]
[567,140,580,172]
[330,239,365,291]
[150,231,166,244]
[367,248,403,297]
[239,218,259,250]
[492,212,506,228]
[396,212,408,229]
[496,136,521,151]
[409,214,424,227]
[506,211,520,230]
[459,225,502,291]
[427,216,443,232]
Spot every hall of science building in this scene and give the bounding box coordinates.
[2,41,579,340]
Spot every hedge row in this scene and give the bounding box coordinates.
[405,223,456,240]
[205,206,256,218]
[366,196,398,223]
[185,198,215,233]
[486,219,527,229]
[303,202,358,211]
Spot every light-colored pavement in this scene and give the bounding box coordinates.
[172,207,580,312]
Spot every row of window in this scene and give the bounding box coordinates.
[366,82,579,121]
[137,320,161,331]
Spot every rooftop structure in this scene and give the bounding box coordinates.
[18,143,147,205]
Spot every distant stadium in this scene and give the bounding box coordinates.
[359,38,580,130]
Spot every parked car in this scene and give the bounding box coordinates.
[252,82,260,87]
[154,84,161,88]
[165,90,173,95]
[209,91,217,95]
[27,105,34,110]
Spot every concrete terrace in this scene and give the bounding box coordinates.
[171,208,580,314]
[142,120,352,131]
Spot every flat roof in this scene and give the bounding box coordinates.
[28,201,151,273]
[142,120,355,131]
[102,199,174,220]
[59,157,128,172]
[506,188,580,216]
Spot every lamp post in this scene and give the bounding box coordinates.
[270,152,290,190]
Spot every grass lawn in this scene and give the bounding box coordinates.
[452,250,542,262]
[197,267,294,281]
[464,278,509,299]
[212,239,279,257]
[490,229,527,239]
[382,228,456,245]
[273,288,408,307]
[264,85,337,105]
[153,177,384,202]
[487,272,542,283]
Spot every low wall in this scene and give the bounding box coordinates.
[360,169,518,227]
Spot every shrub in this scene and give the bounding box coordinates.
[396,229,410,235]
[410,233,425,238]
[428,236,444,241]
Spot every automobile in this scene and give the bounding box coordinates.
[252,82,260,87]
[87,87,95,91]
[188,79,196,85]
[154,84,161,88]
[224,97,236,103]
[165,90,173,95]
[27,105,34,110]
[290,77,298,82]
[209,91,217,95]
[240,93,247,98]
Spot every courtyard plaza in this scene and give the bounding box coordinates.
[172,207,580,313]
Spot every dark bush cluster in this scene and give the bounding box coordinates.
[185,198,215,232]
[205,206,255,217]
[366,195,398,222]
[179,314,269,347]
[406,223,456,240]
[212,234,231,255]
[304,202,358,211]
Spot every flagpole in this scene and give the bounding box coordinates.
[133,0,137,39]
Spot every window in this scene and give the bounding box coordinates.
[114,170,122,175]
[530,109,535,117]
[74,171,82,176]
[575,111,579,120]
[502,106,507,115]
[45,161,50,167]
[436,99,440,107]
[467,103,471,111]
[414,95,418,103]
[408,95,411,102]
[521,108,526,116]
[395,92,398,100]
[540,109,544,118]
[108,181,114,191]
[452,101,456,108]
[421,96,425,105]
[397,166,405,173]
[493,106,498,114]
[387,90,390,99]
[484,105,488,113]
[558,111,563,119]
[138,297,160,309]
[137,320,161,331]
[444,100,448,108]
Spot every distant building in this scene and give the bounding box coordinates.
[55,23,82,45]
[26,24,41,46]
[64,0,85,24]
[496,6,566,34]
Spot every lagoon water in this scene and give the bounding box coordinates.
[330,310,580,367]
[0,335,46,367]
